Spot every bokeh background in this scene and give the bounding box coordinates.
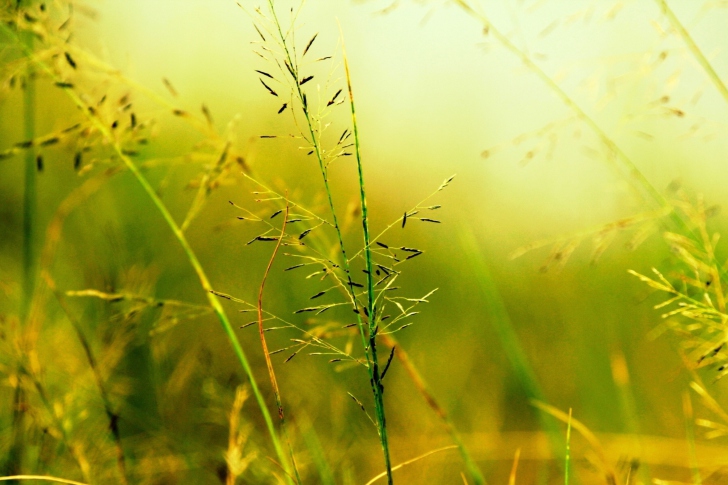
[2,0,728,483]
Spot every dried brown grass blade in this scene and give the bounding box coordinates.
[257,195,301,484]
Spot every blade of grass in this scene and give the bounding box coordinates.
[257,198,301,484]
[509,448,521,485]
[533,401,619,485]
[7,25,38,482]
[565,409,572,485]
[298,413,336,485]
[0,21,292,482]
[610,351,651,484]
[459,227,565,459]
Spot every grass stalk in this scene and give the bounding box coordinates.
[20,34,36,323]
[534,401,618,484]
[565,408,572,485]
[452,0,691,235]
[508,448,520,485]
[256,200,301,484]
[0,21,292,482]
[610,352,651,484]
[6,24,38,482]
[261,3,393,480]
[341,32,394,484]
[363,446,457,485]
[654,0,728,106]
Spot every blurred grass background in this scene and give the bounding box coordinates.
[2,0,728,483]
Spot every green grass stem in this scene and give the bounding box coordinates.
[261,3,393,481]
[7,25,37,482]
[341,31,394,485]
[565,409,572,485]
[20,39,36,323]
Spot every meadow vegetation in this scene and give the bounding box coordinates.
[1,0,728,484]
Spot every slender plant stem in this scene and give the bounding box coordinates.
[565,409,572,485]
[257,200,301,484]
[0,22,292,482]
[0,477,87,485]
[21,41,36,323]
[452,0,691,235]
[261,0,389,460]
[341,37,393,484]
[654,0,728,105]
[7,24,37,482]
[262,3,394,480]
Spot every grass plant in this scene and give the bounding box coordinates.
[3,0,728,483]
[0,2,288,481]
[234,2,466,482]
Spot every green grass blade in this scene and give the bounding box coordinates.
[7,26,37,481]
[20,45,36,323]
[565,408,572,485]
[459,227,565,459]
[299,414,336,485]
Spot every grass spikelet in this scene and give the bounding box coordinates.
[161,77,178,97]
